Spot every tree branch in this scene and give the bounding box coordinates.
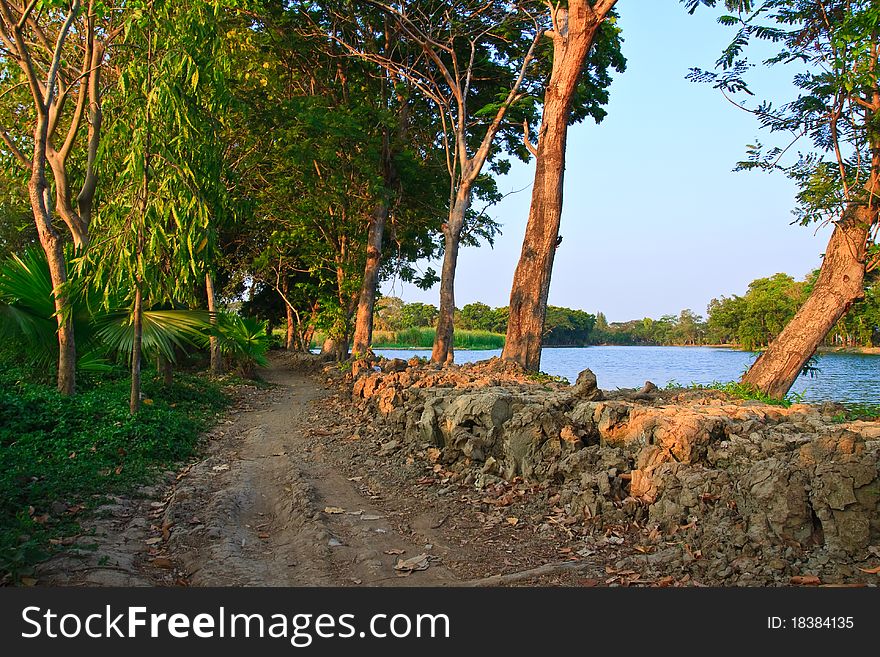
[523,119,538,157]
[0,126,30,168]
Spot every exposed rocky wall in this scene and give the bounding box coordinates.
[350,358,880,563]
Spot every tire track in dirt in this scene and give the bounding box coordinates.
[164,361,458,586]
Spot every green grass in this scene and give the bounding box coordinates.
[370,327,505,350]
[676,380,802,407]
[0,361,229,582]
[831,403,880,422]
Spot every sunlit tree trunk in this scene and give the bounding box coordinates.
[741,205,874,398]
[282,276,295,350]
[431,187,470,364]
[504,1,616,372]
[206,272,222,373]
[351,200,388,358]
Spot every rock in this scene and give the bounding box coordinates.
[378,440,401,457]
[351,358,880,577]
[633,381,659,400]
[383,358,408,373]
[571,369,602,400]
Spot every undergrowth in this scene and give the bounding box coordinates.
[0,358,229,582]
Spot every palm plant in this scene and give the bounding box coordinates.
[211,313,270,379]
[0,248,107,374]
[0,248,210,383]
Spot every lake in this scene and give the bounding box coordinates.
[372,345,880,404]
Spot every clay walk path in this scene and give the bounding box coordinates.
[38,356,613,588]
[161,360,459,586]
[39,359,461,586]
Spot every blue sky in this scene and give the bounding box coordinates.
[381,2,831,323]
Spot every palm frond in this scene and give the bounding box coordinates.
[95,309,212,363]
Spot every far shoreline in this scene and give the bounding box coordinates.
[368,344,880,355]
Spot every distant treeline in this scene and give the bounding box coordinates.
[375,271,880,350]
[375,298,596,346]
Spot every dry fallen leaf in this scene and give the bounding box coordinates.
[152,558,173,569]
[790,575,822,586]
[145,537,162,545]
[427,448,441,463]
[258,533,271,540]
[857,565,880,574]
[506,517,519,526]
[384,549,406,556]
[20,577,37,587]
[394,554,430,574]
[323,506,346,514]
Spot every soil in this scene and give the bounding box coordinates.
[36,353,880,588]
[37,356,611,587]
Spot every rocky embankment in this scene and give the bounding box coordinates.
[348,357,880,584]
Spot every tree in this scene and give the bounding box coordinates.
[326,1,546,364]
[689,0,880,397]
[91,0,232,413]
[222,4,443,360]
[706,295,746,344]
[458,302,496,330]
[504,0,624,371]
[0,1,113,393]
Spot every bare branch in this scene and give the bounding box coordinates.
[44,1,80,108]
[0,0,45,110]
[16,0,39,29]
[522,119,538,158]
[0,125,30,169]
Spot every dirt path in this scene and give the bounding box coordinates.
[38,357,622,588]
[160,361,458,586]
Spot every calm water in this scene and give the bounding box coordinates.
[372,346,880,404]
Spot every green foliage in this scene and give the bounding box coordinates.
[459,302,509,333]
[688,0,880,228]
[95,310,211,364]
[527,371,570,386]
[689,380,799,407]
[543,306,597,346]
[0,362,228,581]
[707,271,879,350]
[591,311,708,346]
[0,248,214,371]
[212,313,270,377]
[371,327,505,350]
[831,403,880,422]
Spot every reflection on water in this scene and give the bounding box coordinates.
[372,345,879,404]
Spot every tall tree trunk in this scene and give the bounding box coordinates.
[353,122,397,359]
[43,232,76,396]
[282,276,295,351]
[286,304,296,351]
[321,337,338,359]
[351,201,388,358]
[130,285,143,414]
[206,272,222,373]
[28,109,76,395]
[431,188,470,364]
[503,1,612,372]
[741,205,874,398]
